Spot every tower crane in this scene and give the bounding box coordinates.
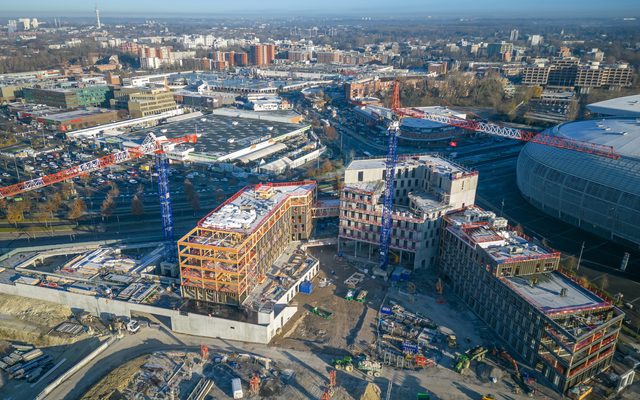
[377,80,620,271]
[0,132,198,260]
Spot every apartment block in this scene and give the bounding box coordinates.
[522,59,633,89]
[338,155,478,270]
[439,207,624,393]
[178,181,316,305]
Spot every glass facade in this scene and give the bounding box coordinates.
[517,142,640,247]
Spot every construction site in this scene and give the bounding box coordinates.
[0,78,638,400]
[178,180,317,306]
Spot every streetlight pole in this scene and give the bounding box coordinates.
[576,241,585,272]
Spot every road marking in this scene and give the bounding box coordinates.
[386,370,396,400]
[31,357,66,387]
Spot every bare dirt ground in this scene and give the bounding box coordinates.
[0,293,78,346]
[270,245,385,355]
[80,355,148,400]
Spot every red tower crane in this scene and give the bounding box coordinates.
[0,133,197,199]
[0,132,197,258]
[390,81,620,160]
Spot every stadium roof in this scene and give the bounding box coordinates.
[554,118,640,160]
[587,95,640,117]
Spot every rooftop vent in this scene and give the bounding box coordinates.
[560,288,568,297]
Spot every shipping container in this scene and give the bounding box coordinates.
[232,378,243,399]
[299,281,313,294]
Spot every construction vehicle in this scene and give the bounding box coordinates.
[0,133,198,261]
[333,356,354,372]
[126,319,140,334]
[481,395,496,400]
[454,354,470,373]
[455,346,487,373]
[355,354,383,377]
[417,393,431,400]
[310,306,333,319]
[567,385,592,400]
[447,334,457,348]
[356,290,368,302]
[345,289,355,300]
[376,79,621,271]
[467,346,488,362]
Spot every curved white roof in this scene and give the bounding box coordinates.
[552,118,640,160]
[587,95,640,117]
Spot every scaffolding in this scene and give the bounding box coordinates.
[178,181,316,305]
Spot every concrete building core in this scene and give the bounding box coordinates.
[439,207,624,393]
[338,154,478,270]
[178,181,316,306]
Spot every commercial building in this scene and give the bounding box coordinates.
[440,207,624,393]
[126,89,178,118]
[21,86,111,109]
[338,155,478,270]
[29,108,119,132]
[178,181,316,305]
[517,118,640,247]
[353,105,467,145]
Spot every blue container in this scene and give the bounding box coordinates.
[380,306,393,315]
[299,280,313,294]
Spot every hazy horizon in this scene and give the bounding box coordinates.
[2,0,639,19]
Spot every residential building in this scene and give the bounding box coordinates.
[521,59,633,89]
[338,155,478,270]
[250,44,276,66]
[439,207,624,393]
[510,29,519,41]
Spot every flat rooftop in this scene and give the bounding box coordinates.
[198,181,315,235]
[505,272,606,315]
[446,207,555,263]
[40,108,116,122]
[347,153,474,176]
[126,114,304,158]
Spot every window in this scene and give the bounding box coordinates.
[358,171,364,182]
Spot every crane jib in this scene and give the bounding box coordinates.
[0,133,192,200]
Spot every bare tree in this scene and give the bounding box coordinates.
[321,159,334,174]
[131,195,144,216]
[6,203,25,227]
[100,195,115,220]
[67,198,86,220]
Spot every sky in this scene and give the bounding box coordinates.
[2,0,639,18]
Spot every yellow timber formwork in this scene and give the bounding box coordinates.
[178,181,315,306]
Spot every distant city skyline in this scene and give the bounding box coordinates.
[2,0,640,18]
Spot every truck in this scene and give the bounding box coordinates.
[232,377,243,399]
[447,334,457,348]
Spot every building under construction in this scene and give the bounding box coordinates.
[178,181,316,305]
[439,207,624,393]
[338,154,478,270]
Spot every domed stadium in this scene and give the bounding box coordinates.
[516,118,640,247]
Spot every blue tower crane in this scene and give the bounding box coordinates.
[378,81,402,271]
[156,153,175,261]
[378,120,400,270]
